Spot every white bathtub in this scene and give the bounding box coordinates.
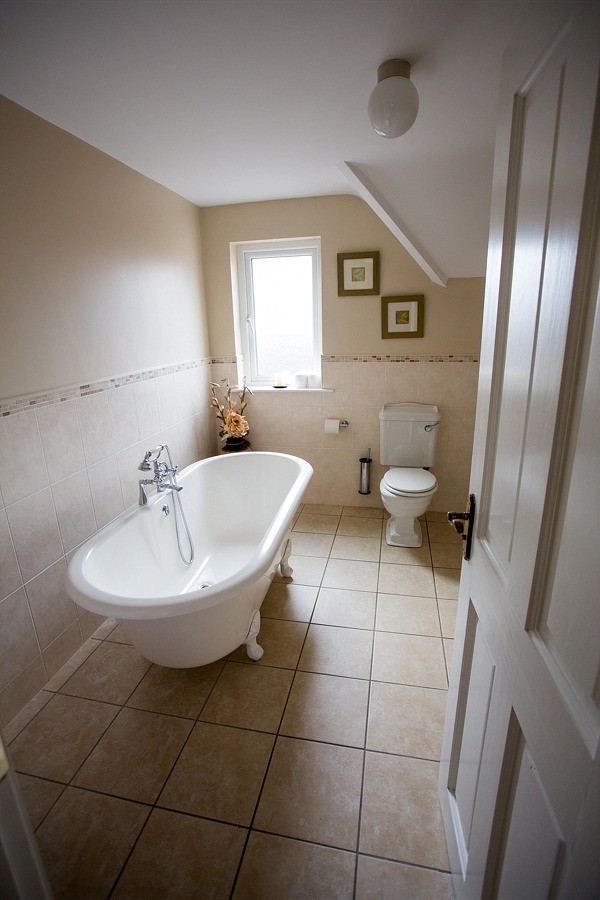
[66,452,313,667]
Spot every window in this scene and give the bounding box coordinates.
[233,237,322,386]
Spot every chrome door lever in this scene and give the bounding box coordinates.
[447,494,476,560]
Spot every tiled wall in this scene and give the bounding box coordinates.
[0,360,216,727]
[1,352,478,726]
[212,354,479,511]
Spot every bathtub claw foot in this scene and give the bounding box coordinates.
[245,610,264,661]
[279,538,293,578]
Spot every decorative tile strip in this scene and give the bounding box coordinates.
[322,354,479,363]
[210,356,238,365]
[1,358,212,417]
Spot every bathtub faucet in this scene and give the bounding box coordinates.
[138,444,183,505]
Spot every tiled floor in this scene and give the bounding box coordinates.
[6,504,461,899]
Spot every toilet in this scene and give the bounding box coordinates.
[379,402,441,547]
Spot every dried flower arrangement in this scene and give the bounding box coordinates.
[210,378,252,442]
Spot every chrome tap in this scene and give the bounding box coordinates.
[137,444,183,505]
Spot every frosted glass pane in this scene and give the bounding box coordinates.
[251,255,314,377]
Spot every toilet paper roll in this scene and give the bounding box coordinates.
[324,418,340,434]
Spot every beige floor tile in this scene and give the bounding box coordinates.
[254,736,363,850]
[229,618,308,669]
[331,534,380,562]
[60,641,151,704]
[299,624,373,679]
[426,521,462,544]
[43,639,101,692]
[293,512,340,533]
[434,567,461,599]
[342,506,383,519]
[280,671,369,747]
[380,540,432,566]
[159,722,274,826]
[9,693,118,782]
[431,543,463,569]
[313,587,376,630]
[356,856,454,900]
[288,531,334,557]
[367,682,447,760]
[261,582,318,621]
[378,563,436,598]
[234,831,355,899]
[337,516,383,538]
[200,662,293,732]
[18,774,64,829]
[376,593,440,636]
[372,632,447,689]
[425,510,449,523]
[35,787,149,900]
[438,598,458,638]
[73,707,193,803]
[360,753,449,870]
[113,808,246,899]
[302,503,344,517]
[2,690,53,743]
[323,558,379,592]
[126,659,225,718]
[104,623,131,644]
[272,554,327,586]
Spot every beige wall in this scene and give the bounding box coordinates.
[0,95,209,400]
[200,195,484,358]
[0,97,216,726]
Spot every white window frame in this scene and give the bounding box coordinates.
[233,237,322,386]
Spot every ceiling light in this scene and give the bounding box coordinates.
[368,59,419,138]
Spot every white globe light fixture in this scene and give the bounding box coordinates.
[368,59,419,138]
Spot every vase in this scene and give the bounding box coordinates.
[223,436,251,452]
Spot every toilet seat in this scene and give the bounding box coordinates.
[383,467,437,496]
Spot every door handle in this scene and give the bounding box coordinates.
[447,493,476,560]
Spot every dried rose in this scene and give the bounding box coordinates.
[225,410,249,437]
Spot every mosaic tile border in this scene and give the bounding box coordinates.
[323,354,479,363]
[1,358,212,417]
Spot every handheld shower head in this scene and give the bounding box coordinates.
[138,446,164,470]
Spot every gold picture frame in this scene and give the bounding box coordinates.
[337,251,380,296]
[381,295,424,339]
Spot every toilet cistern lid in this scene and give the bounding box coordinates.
[383,467,437,494]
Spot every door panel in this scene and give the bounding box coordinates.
[440,5,600,898]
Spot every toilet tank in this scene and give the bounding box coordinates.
[379,402,441,466]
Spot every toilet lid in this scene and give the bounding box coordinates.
[383,467,437,495]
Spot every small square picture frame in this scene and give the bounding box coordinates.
[337,251,380,296]
[381,295,424,339]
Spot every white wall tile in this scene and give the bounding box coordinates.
[0,588,40,691]
[52,471,97,553]
[37,400,86,483]
[134,378,160,440]
[77,392,115,465]
[0,411,49,505]
[108,384,140,452]
[0,508,22,601]
[6,488,64,582]
[25,558,78,650]
[87,455,125,529]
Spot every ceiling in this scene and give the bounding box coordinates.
[0,0,547,279]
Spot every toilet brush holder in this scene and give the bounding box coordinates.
[358,452,372,495]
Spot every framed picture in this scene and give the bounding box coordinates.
[337,251,380,296]
[381,295,424,339]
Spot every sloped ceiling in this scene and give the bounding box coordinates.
[0,0,547,279]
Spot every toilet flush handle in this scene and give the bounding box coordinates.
[424,422,439,432]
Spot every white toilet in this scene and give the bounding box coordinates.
[379,402,441,547]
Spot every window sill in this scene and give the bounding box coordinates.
[245,386,334,393]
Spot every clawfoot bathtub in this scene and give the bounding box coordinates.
[65,452,312,667]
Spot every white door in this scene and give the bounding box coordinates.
[439,5,600,899]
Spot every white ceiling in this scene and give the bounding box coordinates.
[0,0,546,278]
